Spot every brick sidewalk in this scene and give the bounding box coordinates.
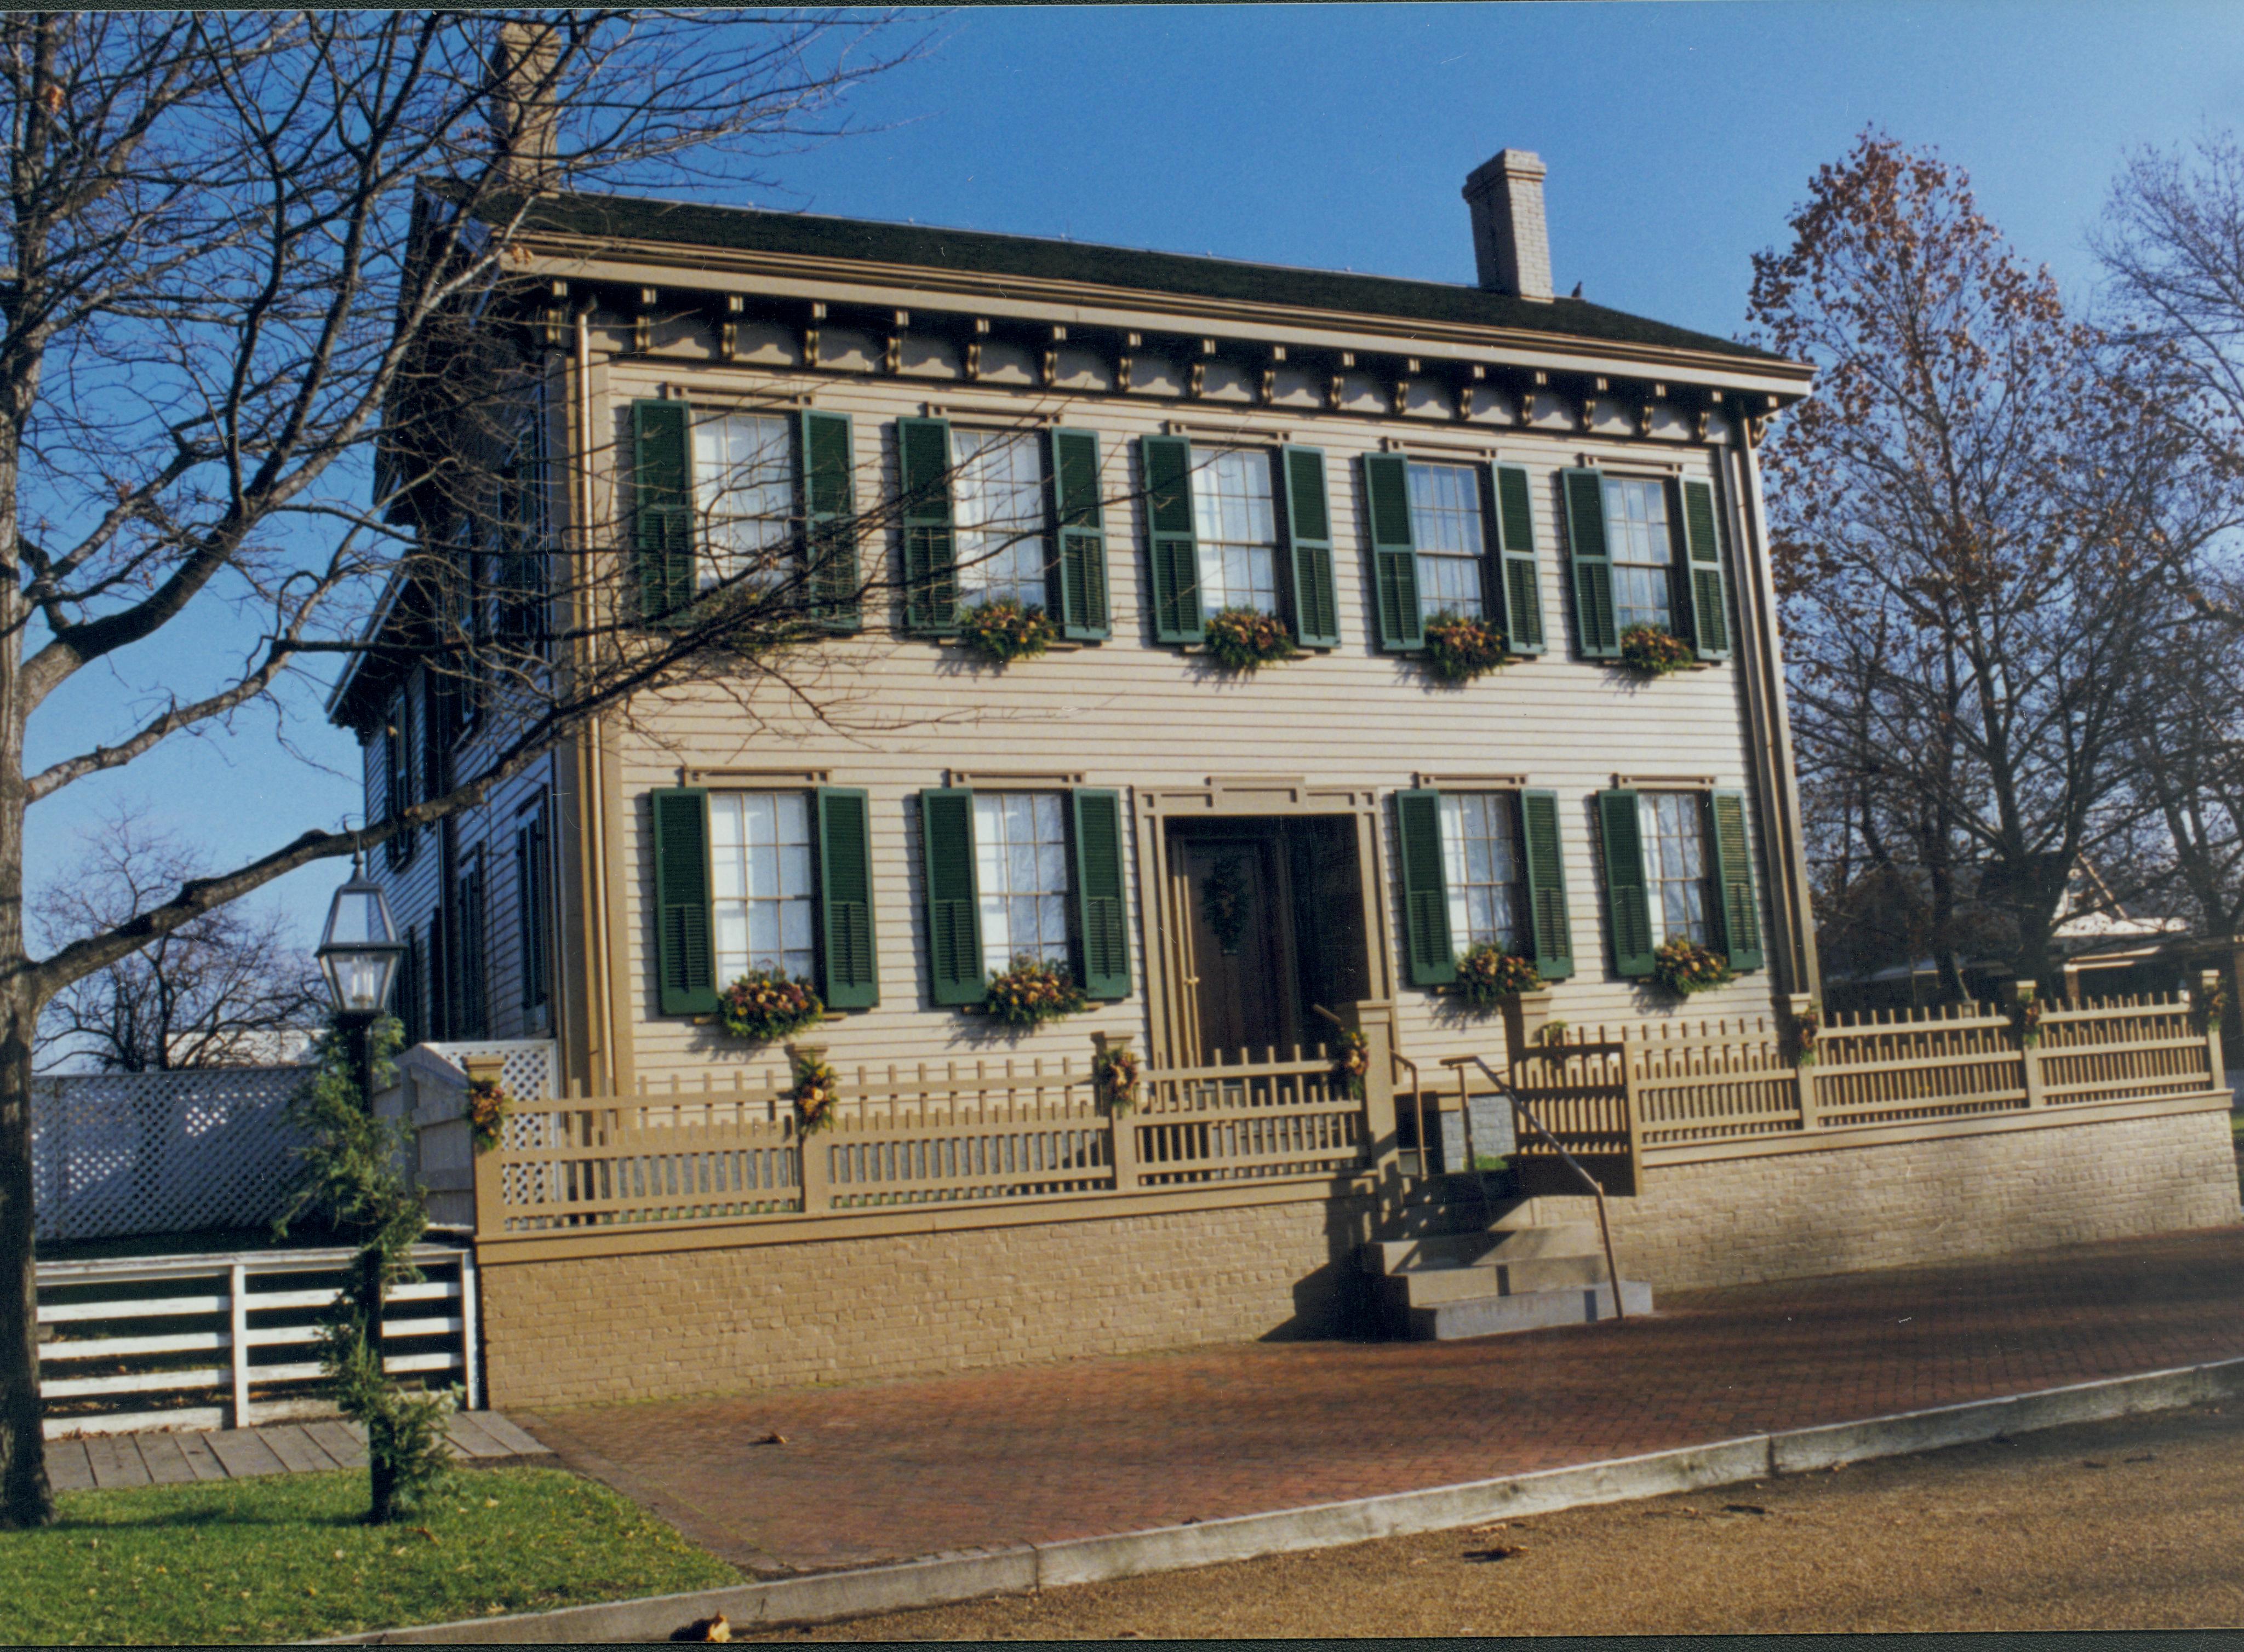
[516,1226,2244,1574]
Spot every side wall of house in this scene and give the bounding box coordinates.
[580,330,1793,1091]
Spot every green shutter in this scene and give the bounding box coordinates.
[1710,789,1764,972]
[897,416,957,636]
[1680,479,1732,662]
[1494,465,1546,655]
[1363,453,1422,652]
[816,787,879,1009]
[1071,789,1131,1000]
[1562,468,1619,658]
[1279,446,1340,648]
[920,788,983,1006]
[1140,435,1203,643]
[800,409,859,633]
[1597,789,1655,977]
[1394,789,1455,986]
[631,399,693,623]
[1520,789,1573,981]
[650,788,717,1015]
[1047,428,1109,640]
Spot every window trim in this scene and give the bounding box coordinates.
[1401,456,1497,629]
[1435,789,1533,958]
[1636,789,1716,952]
[706,787,822,988]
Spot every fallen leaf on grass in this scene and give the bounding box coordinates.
[1463,1545,1525,1563]
[672,1612,731,1642]
[754,1432,787,1446]
[411,1525,440,1543]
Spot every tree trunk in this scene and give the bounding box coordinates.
[0,999,53,1528]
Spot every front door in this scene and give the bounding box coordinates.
[1173,834,1301,1062]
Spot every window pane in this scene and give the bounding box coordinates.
[1602,478,1673,632]
[712,789,817,981]
[1638,791,1712,949]
[974,790,1073,975]
[692,412,793,592]
[1192,449,1278,616]
[1439,793,1526,953]
[954,429,1047,609]
[1408,463,1487,621]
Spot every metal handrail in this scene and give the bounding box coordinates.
[1446,1053,1628,1322]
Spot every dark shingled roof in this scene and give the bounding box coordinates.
[492,188,1785,368]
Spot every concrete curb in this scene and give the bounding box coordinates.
[328,1354,2244,1644]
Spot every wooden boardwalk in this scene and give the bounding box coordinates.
[43,1411,549,1492]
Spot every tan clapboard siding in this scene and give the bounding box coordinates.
[597,364,1782,1085]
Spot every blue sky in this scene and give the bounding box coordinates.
[26,0,2244,951]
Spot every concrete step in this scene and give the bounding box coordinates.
[1405,1279,1654,1341]
[1381,1252,1611,1307]
[1362,1221,1605,1276]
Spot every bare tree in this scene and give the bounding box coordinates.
[33,804,322,1072]
[0,8,926,1529]
[1748,133,2239,999]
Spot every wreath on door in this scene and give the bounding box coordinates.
[1201,855,1253,956]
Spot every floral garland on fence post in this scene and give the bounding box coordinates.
[1650,938,1734,997]
[1790,1001,1822,1069]
[1094,1042,1141,1115]
[1618,624,1694,677]
[718,971,826,1043]
[467,1076,509,1155]
[983,954,1089,1028]
[1331,1028,1370,1099]
[1453,944,1543,1008]
[788,1049,839,1135]
[1421,612,1509,684]
[2195,974,2229,1039]
[958,598,1058,666]
[1202,607,1300,673]
[2010,984,2043,1047]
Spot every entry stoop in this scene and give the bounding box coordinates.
[1364,1183,1652,1340]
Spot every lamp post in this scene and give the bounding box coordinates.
[316,853,404,1111]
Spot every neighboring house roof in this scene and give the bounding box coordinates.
[485,187,1789,370]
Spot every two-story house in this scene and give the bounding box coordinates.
[329,148,2240,1410]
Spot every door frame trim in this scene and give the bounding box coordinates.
[1132,779,1392,1068]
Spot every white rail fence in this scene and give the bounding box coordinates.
[36,1246,479,1439]
[31,1069,313,1244]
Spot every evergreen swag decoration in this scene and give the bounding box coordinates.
[1454,943,1543,1007]
[1094,1043,1142,1114]
[2010,986,2043,1047]
[718,970,826,1042]
[1650,937,1734,997]
[1791,1002,1823,1069]
[1421,611,1508,684]
[2196,975,2229,1038]
[1618,624,1694,676]
[983,954,1089,1028]
[1202,606,1300,673]
[958,598,1057,666]
[789,1050,841,1134]
[466,1077,509,1154]
[276,1015,455,1524]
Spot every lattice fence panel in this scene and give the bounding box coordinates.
[31,1069,312,1243]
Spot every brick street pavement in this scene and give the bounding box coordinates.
[516,1226,2244,1574]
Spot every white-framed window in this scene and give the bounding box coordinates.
[708,791,816,982]
[690,411,794,592]
[952,429,1046,610]
[1439,793,1527,953]
[1407,462,1487,621]
[1191,449,1279,615]
[1639,791,1712,948]
[973,791,1070,974]
[1602,476,1674,633]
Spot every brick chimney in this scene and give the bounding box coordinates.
[1462,150,1554,303]
[488,20,561,188]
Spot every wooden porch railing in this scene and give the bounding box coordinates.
[469,1039,1372,1236]
[1506,980,2227,1191]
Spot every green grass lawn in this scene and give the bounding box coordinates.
[0,1466,737,1645]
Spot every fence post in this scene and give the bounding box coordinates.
[1788,993,1821,1134]
[1094,1033,1139,1194]
[228,1261,251,1430]
[2010,979,2045,1108]
[789,1041,832,1215]
[1346,1000,1400,1174]
[2202,971,2229,1095]
[472,1122,505,1238]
